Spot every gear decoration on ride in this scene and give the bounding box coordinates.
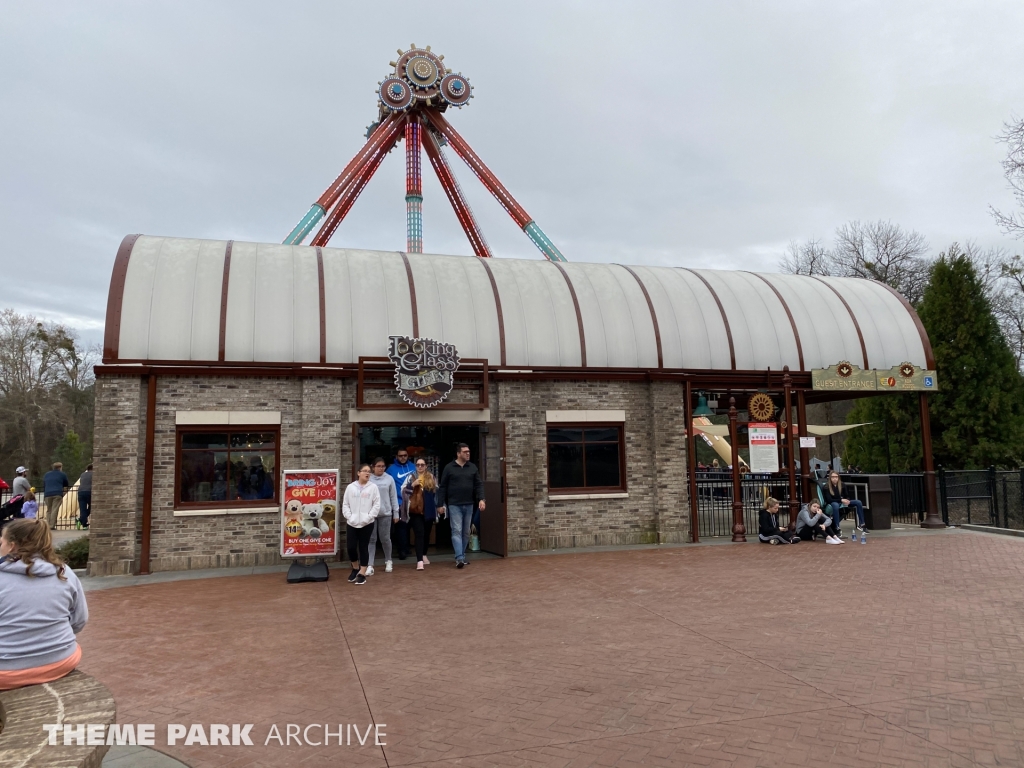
[379,77,413,111]
[747,393,775,422]
[439,72,473,106]
[406,55,440,88]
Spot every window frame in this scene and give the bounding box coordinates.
[174,425,282,510]
[546,422,627,494]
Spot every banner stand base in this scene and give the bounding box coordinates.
[287,558,330,583]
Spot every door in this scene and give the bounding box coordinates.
[479,421,507,556]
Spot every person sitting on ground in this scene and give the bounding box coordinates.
[0,518,89,691]
[758,497,799,544]
[822,470,865,534]
[796,500,844,544]
[21,490,38,519]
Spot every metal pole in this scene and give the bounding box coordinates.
[684,380,699,543]
[884,414,892,474]
[783,367,798,528]
[919,393,943,528]
[422,109,567,262]
[422,128,493,258]
[729,397,746,542]
[405,118,423,253]
[796,389,811,504]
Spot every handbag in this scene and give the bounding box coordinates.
[409,486,425,515]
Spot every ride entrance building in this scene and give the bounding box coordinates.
[86,47,941,575]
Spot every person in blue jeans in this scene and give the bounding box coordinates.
[822,470,865,533]
[436,443,485,569]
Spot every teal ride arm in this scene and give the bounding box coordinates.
[524,221,567,262]
[284,204,326,245]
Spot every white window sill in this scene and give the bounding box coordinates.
[547,492,629,501]
[173,507,277,517]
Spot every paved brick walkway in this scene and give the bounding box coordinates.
[77,529,1024,767]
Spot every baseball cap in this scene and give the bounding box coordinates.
[15,466,26,474]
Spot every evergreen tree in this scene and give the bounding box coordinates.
[846,246,1024,470]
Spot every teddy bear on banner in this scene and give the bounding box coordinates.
[301,503,330,539]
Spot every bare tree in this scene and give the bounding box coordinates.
[0,309,96,482]
[779,238,834,276]
[779,220,931,304]
[992,116,1024,239]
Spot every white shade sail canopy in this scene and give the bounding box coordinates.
[103,235,933,372]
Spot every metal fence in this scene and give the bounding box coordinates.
[890,474,926,524]
[695,472,803,538]
[940,468,1024,528]
[0,488,86,531]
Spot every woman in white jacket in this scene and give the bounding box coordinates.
[342,463,380,585]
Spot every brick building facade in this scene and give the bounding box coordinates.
[88,235,935,574]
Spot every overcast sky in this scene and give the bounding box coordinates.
[2,1,1023,345]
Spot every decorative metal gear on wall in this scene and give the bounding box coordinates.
[747,392,775,422]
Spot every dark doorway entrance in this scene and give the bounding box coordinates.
[356,423,506,556]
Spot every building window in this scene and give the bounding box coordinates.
[547,424,625,492]
[176,428,279,508]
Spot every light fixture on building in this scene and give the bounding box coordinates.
[692,393,715,417]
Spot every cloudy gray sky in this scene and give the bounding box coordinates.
[2,1,1023,345]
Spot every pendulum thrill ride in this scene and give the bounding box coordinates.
[284,45,567,262]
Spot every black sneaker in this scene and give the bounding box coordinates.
[348,569,359,582]
[355,574,366,585]
[456,561,465,569]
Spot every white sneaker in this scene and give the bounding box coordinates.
[826,536,841,545]
[385,560,393,573]
[365,565,375,576]
[836,536,846,544]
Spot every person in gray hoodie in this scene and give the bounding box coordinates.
[795,500,844,544]
[366,457,398,576]
[0,518,88,690]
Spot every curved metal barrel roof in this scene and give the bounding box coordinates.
[103,235,933,372]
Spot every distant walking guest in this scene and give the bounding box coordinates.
[77,464,93,529]
[386,449,417,560]
[42,463,70,529]
[366,458,398,576]
[401,458,438,570]
[437,443,485,569]
[0,518,88,690]
[342,464,380,586]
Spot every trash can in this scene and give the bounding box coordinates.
[865,475,892,530]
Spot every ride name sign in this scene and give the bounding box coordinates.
[388,336,460,408]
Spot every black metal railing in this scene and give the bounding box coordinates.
[0,487,85,531]
[889,474,926,524]
[939,467,1024,529]
[695,472,803,538]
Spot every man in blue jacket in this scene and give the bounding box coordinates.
[386,448,417,559]
[42,462,70,529]
[437,443,485,569]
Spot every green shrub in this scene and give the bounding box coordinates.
[56,536,89,570]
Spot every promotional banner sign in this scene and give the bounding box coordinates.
[748,423,779,473]
[388,336,460,408]
[280,469,339,558]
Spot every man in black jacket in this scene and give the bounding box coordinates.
[437,443,485,568]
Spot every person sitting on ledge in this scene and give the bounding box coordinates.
[0,519,89,690]
[758,497,799,544]
[796,500,844,544]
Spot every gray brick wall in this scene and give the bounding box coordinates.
[89,373,688,573]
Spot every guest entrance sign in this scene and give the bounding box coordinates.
[812,362,938,392]
[388,336,460,408]
[748,423,779,473]
[280,469,339,558]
